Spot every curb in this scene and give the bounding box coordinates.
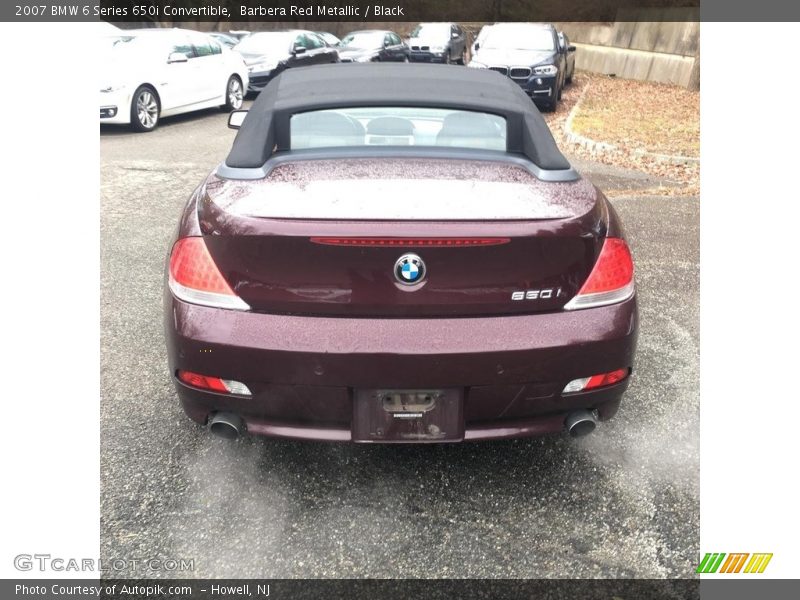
[563,82,700,167]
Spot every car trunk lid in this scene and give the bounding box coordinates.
[197,158,606,317]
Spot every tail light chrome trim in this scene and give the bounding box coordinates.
[168,276,251,311]
[563,280,635,311]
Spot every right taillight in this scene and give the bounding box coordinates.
[564,237,635,310]
[168,237,249,310]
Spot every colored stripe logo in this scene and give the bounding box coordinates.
[697,553,773,574]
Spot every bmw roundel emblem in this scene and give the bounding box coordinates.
[394,253,426,285]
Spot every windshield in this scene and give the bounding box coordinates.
[484,27,555,52]
[236,32,292,55]
[339,31,384,49]
[410,23,449,39]
[290,107,506,152]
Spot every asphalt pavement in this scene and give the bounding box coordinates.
[100,104,699,578]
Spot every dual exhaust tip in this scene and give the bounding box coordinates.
[208,410,598,440]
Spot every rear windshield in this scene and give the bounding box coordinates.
[289,107,507,152]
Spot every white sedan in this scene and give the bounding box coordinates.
[100,28,249,132]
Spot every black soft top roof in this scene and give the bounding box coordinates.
[225,63,572,172]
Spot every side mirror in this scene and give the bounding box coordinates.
[167,52,188,64]
[568,45,576,52]
[474,43,480,52]
[384,40,391,47]
[293,45,306,55]
[228,110,247,129]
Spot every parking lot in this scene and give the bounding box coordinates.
[100,98,699,578]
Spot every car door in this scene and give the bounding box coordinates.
[552,30,566,89]
[389,33,406,61]
[294,32,326,66]
[380,33,393,61]
[189,33,225,102]
[308,31,337,63]
[161,34,200,111]
[563,33,575,75]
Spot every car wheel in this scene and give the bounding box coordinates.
[130,85,160,132]
[223,75,243,111]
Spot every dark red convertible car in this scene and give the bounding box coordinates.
[164,64,638,443]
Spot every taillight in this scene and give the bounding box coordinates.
[168,237,249,310]
[564,237,634,310]
[177,370,252,396]
[563,368,629,394]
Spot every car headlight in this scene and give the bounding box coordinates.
[430,45,445,53]
[468,61,487,69]
[250,61,277,72]
[532,65,558,76]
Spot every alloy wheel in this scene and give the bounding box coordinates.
[136,91,158,129]
[228,78,243,109]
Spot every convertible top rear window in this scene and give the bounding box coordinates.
[290,107,507,152]
[224,64,573,173]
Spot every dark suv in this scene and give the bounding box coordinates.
[408,22,467,64]
[470,22,566,111]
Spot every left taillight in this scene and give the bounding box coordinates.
[168,237,250,310]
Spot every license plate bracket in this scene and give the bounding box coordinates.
[352,388,464,443]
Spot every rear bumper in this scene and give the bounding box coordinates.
[165,295,638,441]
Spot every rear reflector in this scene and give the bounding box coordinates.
[563,368,629,394]
[564,237,634,310]
[177,370,252,396]
[310,237,510,247]
[168,237,249,310]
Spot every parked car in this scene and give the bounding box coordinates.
[558,31,577,84]
[209,32,239,49]
[469,23,566,111]
[315,31,341,47]
[234,30,339,93]
[99,28,248,132]
[408,22,467,64]
[164,64,638,443]
[337,30,408,62]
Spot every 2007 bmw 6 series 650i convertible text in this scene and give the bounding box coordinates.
[164,64,638,443]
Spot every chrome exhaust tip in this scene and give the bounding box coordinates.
[208,412,244,440]
[565,409,598,438]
